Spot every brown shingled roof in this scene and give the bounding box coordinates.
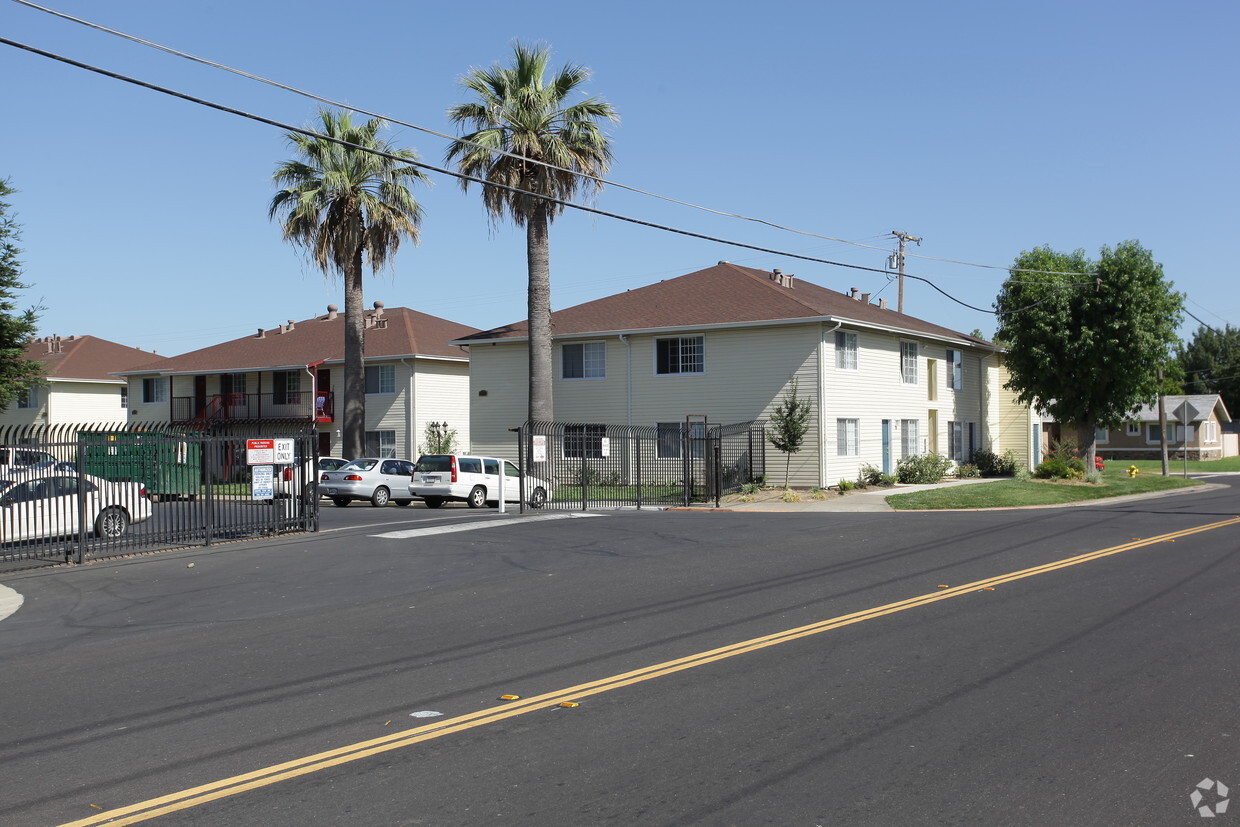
[25,335,166,381]
[128,306,479,375]
[456,262,992,346]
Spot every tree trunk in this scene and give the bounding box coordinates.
[342,243,366,460]
[1077,414,1097,474]
[526,201,553,425]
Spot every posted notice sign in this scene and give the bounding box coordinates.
[252,464,274,499]
[247,438,295,465]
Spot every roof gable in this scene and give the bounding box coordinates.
[456,262,990,346]
[26,335,165,381]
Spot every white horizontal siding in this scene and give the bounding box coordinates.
[412,359,471,455]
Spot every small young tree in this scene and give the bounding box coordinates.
[0,178,42,410]
[767,379,813,488]
[420,420,458,456]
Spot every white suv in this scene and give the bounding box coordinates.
[410,454,550,509]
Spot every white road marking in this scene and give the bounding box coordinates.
[371,512,603,539]
[0,584,24,622]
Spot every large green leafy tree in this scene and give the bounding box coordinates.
[1177,324,1240,415]
[446,43,618,424]
[270,110,428,459]
[995,241,1183,468]
[0,179,42,410]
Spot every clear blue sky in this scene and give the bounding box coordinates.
[2,0,1236,357]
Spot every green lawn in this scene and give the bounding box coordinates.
[886,471,1202,510]
[1119,456,1240,473]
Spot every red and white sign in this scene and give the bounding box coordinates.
[247,439,275,465]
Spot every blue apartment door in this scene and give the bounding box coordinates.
[881,419,892,474]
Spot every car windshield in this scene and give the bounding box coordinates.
[342,459,377,471]
[416,456,452,472]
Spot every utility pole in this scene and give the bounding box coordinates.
[890,230,922,314]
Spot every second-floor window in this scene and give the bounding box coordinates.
[947,349,963,391]
[273,371,300,405]
[900,342,918,384]
[16,384,39,409]
[562,342,606,379]
[366,365,396,394]
[835,331,858,370]
[656,336,704,375]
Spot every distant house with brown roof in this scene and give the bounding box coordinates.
[456,262,1036,486]
[123,303,479,459]
[1041,394,1234,461]
[0,334,164,426]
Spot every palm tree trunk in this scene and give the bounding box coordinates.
[526,200,553,424]
[343,243,366,459]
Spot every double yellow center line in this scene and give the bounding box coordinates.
[63,516,1240,825]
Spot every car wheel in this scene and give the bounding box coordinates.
[332,497,351,508]
[394,499,412,506]
[530,487,548,509]
[467,486,487,508]
[95,506,130,539]
[423,497,445,509]
[371,487,390,507]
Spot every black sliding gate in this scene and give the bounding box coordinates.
[0,421,318,568]
[517,419,766,510]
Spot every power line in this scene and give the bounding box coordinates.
[1,34,1096,320]
[8,0,1098,279]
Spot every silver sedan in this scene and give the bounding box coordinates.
[319,458,416,507]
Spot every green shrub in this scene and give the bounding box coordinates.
[1034,455,1086,479]
[973,449,1018,477]
[740,482,761,495]
[956,463,981,479]
[896,453,954,484]
[782,488,801,502]
[837,479,855,492]
[858,463,886,486]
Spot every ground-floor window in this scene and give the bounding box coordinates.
[564,424,606,459]
[365,430,397,458]
[656,422,705,459]
[900,419,919,457]
[949,421,975,462]
[836,418,859,456]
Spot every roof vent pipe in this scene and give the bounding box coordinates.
[861,293,871,304]
[286,320,295,331]
[256,328,265,339]
[850,287,860,300]
[879,299,888,310]
[326,304,338,321]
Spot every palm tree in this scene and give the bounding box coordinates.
[446,43,618,424]
[270,109,428,459]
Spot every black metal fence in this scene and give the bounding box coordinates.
[0,422,318,568]
[516,419,766,510]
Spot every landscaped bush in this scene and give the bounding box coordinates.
[1034,439,1086,480]
[973,449,1018,477]
[896,452,954,484]
[956,463,981,478]
[858,463,887,486]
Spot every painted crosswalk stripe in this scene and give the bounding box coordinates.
[371,512,603,539]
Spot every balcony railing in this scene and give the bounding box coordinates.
[171,392,334,423]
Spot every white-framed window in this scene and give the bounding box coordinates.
[1126,422,1140,436]
[562,341,606,380]
[142,377,167,404]
[1203,421,1219,443]
[120,385,128,409]
[949,421,976,462]
[16,384,39,409]
[1095,427,1109,444]
[364,430,397,457]
[900,419,919,457]
[900,342,918,384]
[221,373,248,396]
[656,422,706,459]
[564,424,606,459]
[655,336,704,375]
[835,331,858,370]
[1146,423,1170,443]
[836,418,859,456]
[365,364,396,394]
[947,349,963,391]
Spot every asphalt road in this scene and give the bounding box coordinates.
[0,480,1237,825]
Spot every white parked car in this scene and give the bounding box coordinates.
[0,472,153,542]
[272,455,348,503]
[410,454,550,509]
[0,448,59,478]
[320,458,417,507]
